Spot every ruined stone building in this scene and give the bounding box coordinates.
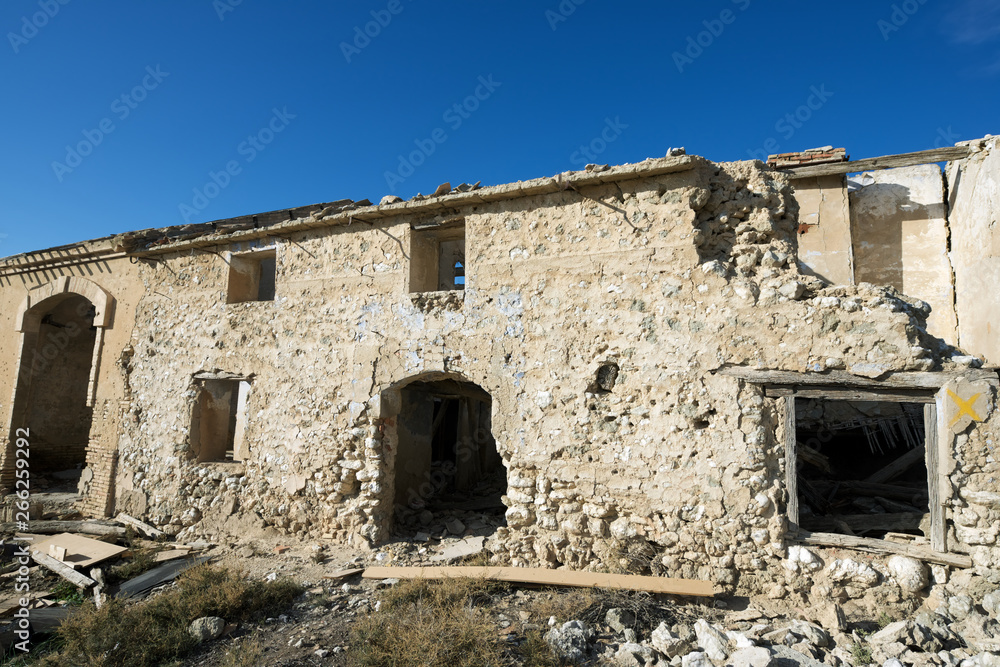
[2,135,999,593]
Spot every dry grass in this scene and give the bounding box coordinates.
[350,577,563,667]
[527,588,598,624]
[41,565,302,667]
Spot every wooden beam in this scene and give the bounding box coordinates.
[361,566,715,597]
[800,512,926,533]
[784,146,972,179]
[765,386,935,404]
[865,446,926,484]
[31,551,95,589]
[925,404,946,552]
[0,521,126,538]
[720,366,997,390]
[115,513,165,539]
[782,395,799,528]
[795,531,971,568]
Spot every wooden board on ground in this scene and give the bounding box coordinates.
[152,549,192,563]
[362,566,715,597]
[323,568,364,581]
[31,533,127,570]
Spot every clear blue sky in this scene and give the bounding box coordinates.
[2,1,998,258]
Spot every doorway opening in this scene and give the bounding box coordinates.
[9,294,97,493]
[793,398,930,540]
[392,378,505,537]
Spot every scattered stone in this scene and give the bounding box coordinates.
[983,590,1000,618]
[789,620,830,648]
[681,651,710,667]
[650,621,692,658]
[727,646,774,667]
[613,641,657,667]
[606,608,637,634]
[545,620,594,663]
[694,618,730,662]
[189,616,226,643]
[445,518,466,535]
[949,595,975,621]
[314,649,330,658]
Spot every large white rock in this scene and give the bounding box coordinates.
[826,558,880,586]
[888,555,929,593]
[650,622,692,658]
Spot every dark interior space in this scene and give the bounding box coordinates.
[393,379,505,537]
[795,398,930,540]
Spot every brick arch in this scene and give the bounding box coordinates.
[16,276,114,332]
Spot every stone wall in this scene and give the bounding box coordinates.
[112,157,969,590]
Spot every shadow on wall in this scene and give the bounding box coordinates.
[848,178,946,293]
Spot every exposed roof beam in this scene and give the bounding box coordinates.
[783,145,972,179]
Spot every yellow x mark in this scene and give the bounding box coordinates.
[947,389,983,427]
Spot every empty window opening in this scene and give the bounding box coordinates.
[9,294,97,492]
[409,221,466,292]
[392,379,504,536]
[793,398,930,541]
[190,379,250,463]
[227,250,276,303]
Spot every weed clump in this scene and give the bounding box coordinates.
[47,565,302,667]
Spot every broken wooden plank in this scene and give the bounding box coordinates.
[323,568,365,581]
[116,555,212,599]
[31,551,95,589]
[719,366,997,390]
[362,566,715,597]
[152,549,192,563]
[795,530,972,568]
[0,520,126,538]
[783,145,972,179]
[800,512,926,534]
[865,445,925,484]
[115,513,165,538]
[32,533,127,570]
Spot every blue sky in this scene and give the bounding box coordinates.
[1,1,998,258]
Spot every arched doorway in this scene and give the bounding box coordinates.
[4,276,113,502]
[389,376,505,535]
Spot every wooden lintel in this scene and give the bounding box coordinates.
[361,566,715,597]
[795,531,971,568]
[765,386,935,404]
[784,146,972,179]
[719,366,997,391]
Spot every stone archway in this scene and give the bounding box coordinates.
[2,276,114,509]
